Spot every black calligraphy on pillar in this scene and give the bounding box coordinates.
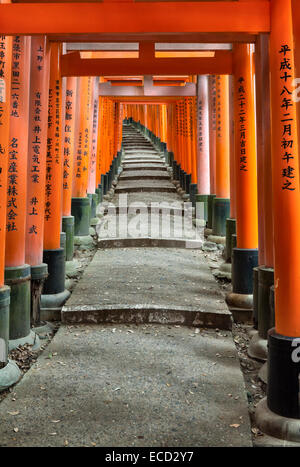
[6,37,21,233]
[6,137,18,232]
[0,35,8,206]
[216,76,221,138]
[237,76,247,171]
[63,88,73,190]
[45,87,53,221]
[279,44,295,191]
[211,76,216,133]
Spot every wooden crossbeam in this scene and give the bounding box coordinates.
[0,2,270,36]
[61,50,233,76]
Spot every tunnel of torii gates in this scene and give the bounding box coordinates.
[0,0,300,443]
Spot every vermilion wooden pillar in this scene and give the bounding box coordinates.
[188,97,198,203]
[89,77,100,216]
[256,0,300,438]
[4,36,39,350]
[62,76,77,262]
[207,75,217,230]
[87,77,99,223]
[248,35,275,365]
[0,20,21,387]
[42,42,70,313]
[226,44,259,314]
[25,36,50,327]
[71,76,92,237]
[195,75,210,220]
[209,75,230,240]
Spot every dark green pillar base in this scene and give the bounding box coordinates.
[41,248,70,317]
[62,215,75,262]
[189,183,198,208]
[207,194,216,229]
[42,248,65,295]
[0,359,21,392]
[212,197,230,236]
[87,193,98,219]
[5,265,31,344]
[0,285,10,367]
[71,197,91,236]
[252,266,259,329]
[30,263,48,328]
[225,218,236,262]
[232,248,259,295]
[195,194,209,222]
[60,231,66,261]
[258,266,274,339]
[226,248,258,314]
[248,266,274,362]
[95,186,102,204]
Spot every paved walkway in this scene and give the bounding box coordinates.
[0,124,252,447]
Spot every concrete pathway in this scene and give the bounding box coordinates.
[0,124,253,447]
[0,324,251,447]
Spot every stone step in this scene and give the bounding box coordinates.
[122,159,164,165]
[115,180,177,193]
[102,205,190,216]
[122,163,166,171]
[62,248,232,330]
[119,170,170,181]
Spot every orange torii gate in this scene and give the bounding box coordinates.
[0,0,300,443]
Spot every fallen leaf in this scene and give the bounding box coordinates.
[8,411,19,416]
[51,420,61,423]
[13,427,19,433]
[230,424,240,428]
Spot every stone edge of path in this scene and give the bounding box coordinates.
[97,237,202,249]
[61,303,233,330]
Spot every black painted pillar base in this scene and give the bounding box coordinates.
[207,194,216,230]
[5,264,40,351]
[62,215,75,261]
[225,218,236,262]
[226,248,258,311]
[30,263,48,328]
[41,248,70,315]
[195,194,209,222]
[249,266,274,361]
[95,186,102,205]
[256,328,300,442]
[252,266,259,329]
[0,285,10,366]
[71,197,91,236]
[189,183,198,208]
[184,174,191,195]
[211,197,230,237]
[0,286,21,389]
[87,193,98,220]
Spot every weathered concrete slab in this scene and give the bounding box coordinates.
[63,248,232,330]
[0,324,252,447]
[120,170,170,181]
[115,180,176,193]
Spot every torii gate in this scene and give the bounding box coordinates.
[0,0,300,443]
